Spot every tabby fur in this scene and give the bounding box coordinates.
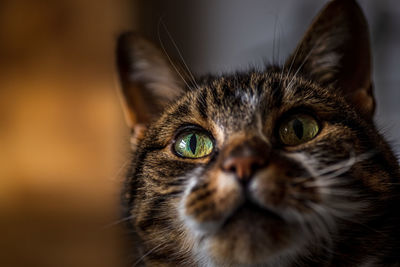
[117,0,400,266]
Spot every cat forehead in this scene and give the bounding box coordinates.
[153,70,339,135]
[197,70,325,106]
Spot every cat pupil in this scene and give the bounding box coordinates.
[189,134,197,154]
[292,119,303,139]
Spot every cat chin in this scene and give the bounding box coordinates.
[196,206,310,266]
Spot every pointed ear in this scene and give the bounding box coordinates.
[285,0,375,119]
[116,33,185,130]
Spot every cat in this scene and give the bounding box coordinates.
[116,0,400,266]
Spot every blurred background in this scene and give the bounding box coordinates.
[1,0,398,266]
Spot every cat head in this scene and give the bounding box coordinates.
[117,0,399,265]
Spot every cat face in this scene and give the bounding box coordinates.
[118,0,400,266]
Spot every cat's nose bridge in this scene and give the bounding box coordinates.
[221,136,270,183]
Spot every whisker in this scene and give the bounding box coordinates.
[157,17,192,89]
[316,151,374,181]
[303,179,353,189]
[160,20,200,89]
[291,176,314,186]
[303,201,335,240]
[284,42,300,82]
[272,14,280,64]
[296,150,374,182]
[314,153,357,177]
[329,209,390,239]
[108,158,130,182]
[315,187,355,197]
[132,243,164,267]
[102,215,135,229]
[285,39,321,92]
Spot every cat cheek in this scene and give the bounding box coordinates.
[181,170,243,233]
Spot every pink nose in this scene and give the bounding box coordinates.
[222,155,266,182]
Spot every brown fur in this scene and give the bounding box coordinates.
[117,0,400,266]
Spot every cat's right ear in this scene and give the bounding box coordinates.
[116,33,185,141]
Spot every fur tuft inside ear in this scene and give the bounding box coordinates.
[116,33,185,129]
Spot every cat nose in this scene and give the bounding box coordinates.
[221,138,269,183]
[222,155,266,182]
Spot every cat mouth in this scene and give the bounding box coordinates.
[204,200,298,265]
[221,200,283,229]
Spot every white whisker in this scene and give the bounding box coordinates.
[285,39,321,92]
[108,158,130,182]
[160,20,200,89]
[157,17,192,89]
[102,215,134,229]
[132,243,164,267]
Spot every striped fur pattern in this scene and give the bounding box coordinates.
[118,1,400,266]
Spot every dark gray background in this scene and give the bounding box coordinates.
[134,0,400,154]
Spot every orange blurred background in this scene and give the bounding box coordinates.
[0,0,134,266]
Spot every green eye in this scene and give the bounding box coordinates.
[278,114,319,146]
[174,132,214,158]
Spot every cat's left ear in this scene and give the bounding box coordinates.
[117,33,185,144]
[285,0,375,119]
